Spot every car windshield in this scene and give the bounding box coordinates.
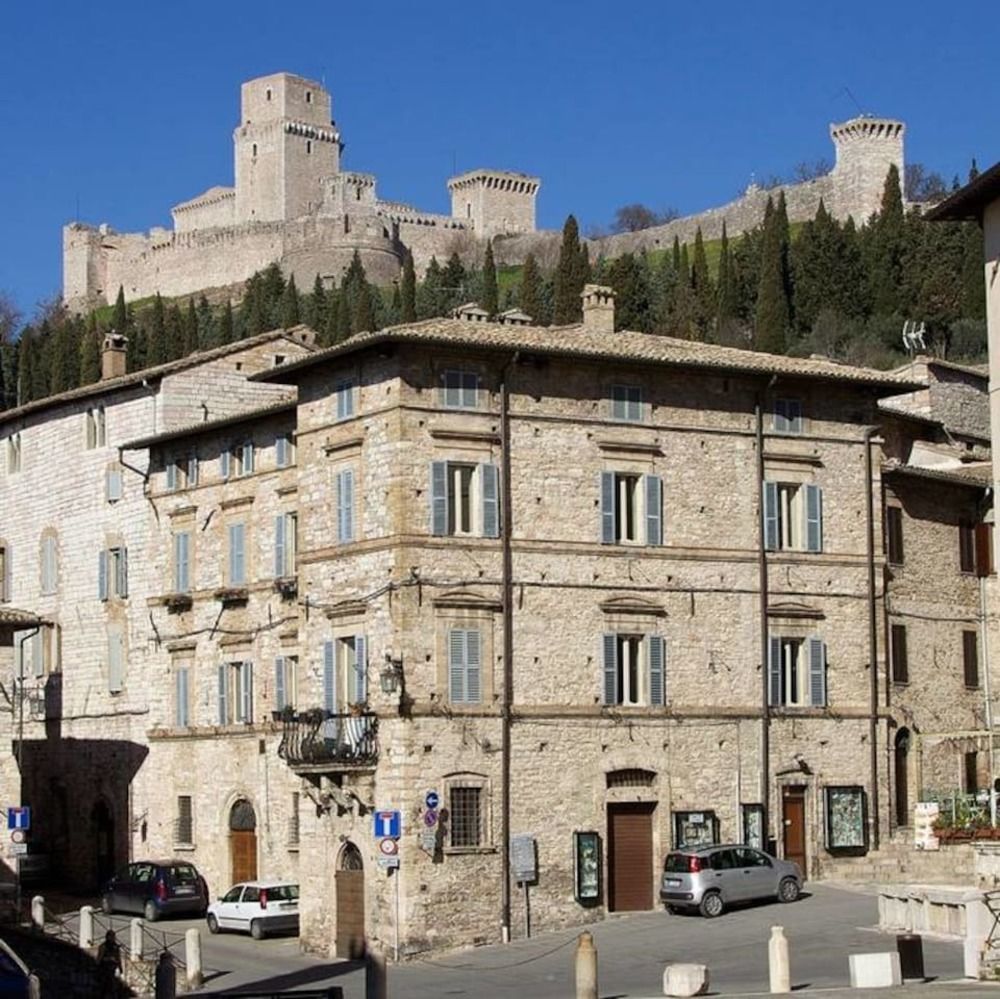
[265,884,299,901]
[167,864,199,884]
[663,853,693,873]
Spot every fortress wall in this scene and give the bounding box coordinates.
[172,193,236,234]
[396,220,480,275]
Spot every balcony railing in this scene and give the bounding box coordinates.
[274,708,378,769]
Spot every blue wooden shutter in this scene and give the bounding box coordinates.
[118,548,128,598]
[174,532,190,593]
[241,661,253,722]
[98,550,109,601]
[274,515,286,577]
[32,631,44,679]
[229,523,245,585]
[763,482,779,551]
[466,630,481,703]
[220,449,231,479]
[645,475,663,546]
[187,457,198,487]
[449,630,466,702]
[323,641,336,713]
[648,635,665,706]
[108,631,124,693]
[430,462,448,536]
[768,636,782,707]
[600,472,616,544]
[175,668,189,727]
[602,633,618,705]
[481,463,499,539]
[242,443,254,474]
[2,545,11,603]
[353,635,367,703]
[805,485,823,553]
[276,435,288,467]
[337,470,354,543]
[166,462,177,491]
[217,664,228,724]
[808,637,826,706]
[274,656,287,711]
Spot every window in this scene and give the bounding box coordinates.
[165,460,180,492]
[335,470,354,543]
[40,535,58,595]
[85,406,106,449]
[965,751,979,794]
[960,522,976,573]
[0,544,9,603]
[13,629,44,679]
[335,378,356,421]
[886,506,904,565]
[441,370,480,409]
[227,522,247,586]
[274,512,297,577]
[172,531,192,593]
[239,442,254,477]
[975,523,994,577]
[305,90,312,104]
[448,629,481,704]
[187,456,199,488]
[275,434,294,468]
[610,385,642,422]
[322,636,368,713]
[768,635,826,707]
[175,795,193,844]
[306,140,312,155]
[220,449,231,480]
[963,630,980,688]
[274,655,297,711]
[105,467,123,503]
[890,623,908,684]
[108,627,125,693]
[449,785,483,848]
[175,666,190,727]
[773,398,803,435]
[218,661,253,724]
[600,472,662,545]
[430,462,499,538]
[601,633,665,706]
[98,547,128,600]
[6,434,21,474]
[763,482,822,552]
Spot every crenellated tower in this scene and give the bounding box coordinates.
[448,169,540,238]
[829,116,906,221]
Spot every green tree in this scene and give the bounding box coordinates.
[112,285,127,334]
[400,252,417,323]
[867,164,906,316]
[481,241,499,317]
[165,305,185,361]
[417,257,445,319]
[17,328,37,404]
[281,274,301,328]
[219,301,235,344]
[715,222,741,344]
[755,196,792,352]
[146,294,167,366]
[80,314,101,384]
[518,253,542,322]
[183,300,199,355]
[307,274,327,331]
[607,253,652,332]
[552,215,588,324]
[443,253,467,301]
[961,222,986,320]
[690,228,714,337]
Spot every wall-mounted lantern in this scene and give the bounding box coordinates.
[380,654,403,694]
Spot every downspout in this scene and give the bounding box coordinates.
[755,386,772,845]
[979,487,995,826]
[499,351,519,943]
[864,426,880,851]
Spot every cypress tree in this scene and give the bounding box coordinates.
[112,285,127,334]
[165,305,185,361]
[519,254,542,322]
[219,301,235,344]
[17,329,36,404]
[673,244,696,338]
[400,253,417,323]
[184,300,199,355]
[608,253,651,332]
[961,222,986,320]
[481,240,499,317]
[195,294,214,348]
[308,275,326,331]
[281,274,301,328]
[691,228,714,337]
[868,164,905,316]
[553,215,586,324]
[80,315,101,384]
[716,222,740,343]
[417,257,444,319]
[321,285,340,345]
[650,248,677,334]
[755,197,792,353]
[147,294,167,366]
[443,253,466,301]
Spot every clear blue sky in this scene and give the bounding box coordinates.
[1,0,996,319]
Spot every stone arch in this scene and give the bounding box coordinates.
[229,797,258,884]
[335,841,365,957]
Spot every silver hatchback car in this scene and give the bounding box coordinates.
[659,844,802,917]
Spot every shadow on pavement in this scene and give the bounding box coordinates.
[200,959,364,995]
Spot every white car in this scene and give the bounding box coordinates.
[206,880,300,939]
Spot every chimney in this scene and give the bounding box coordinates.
[102,332,129,380]
[581,284,615,334]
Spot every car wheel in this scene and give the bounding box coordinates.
[206,913,219,934]
[101,896,113,916]
[143,900,159,923]
[699,891,724,918]
[778,877,801,903]
[250,919,264,940]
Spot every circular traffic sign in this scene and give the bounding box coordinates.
[9,830,24,844]
[378,838,398,856]
[423,809,438,827]
[425,790,440,810]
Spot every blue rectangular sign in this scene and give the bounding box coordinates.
[7,807,29,831]
[374,809,401,839]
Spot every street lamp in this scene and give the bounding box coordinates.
[380,654,403,694]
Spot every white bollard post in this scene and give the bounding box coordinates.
[78,905,94,950]
[185,928,203,988]
[575,931,598,999]
[30,896,44,932]
[769,925,791,994]
[129,918,143,961]
[27,974,40,999]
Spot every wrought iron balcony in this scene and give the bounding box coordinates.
[274,707,378,771]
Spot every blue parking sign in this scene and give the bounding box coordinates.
[374,810,401,839]
[7,807,29,831]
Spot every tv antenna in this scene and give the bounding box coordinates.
[901,320,926,356]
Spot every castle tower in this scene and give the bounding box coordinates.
[829,116,905,221]
[448,170,540,238]
[234,73,342,224]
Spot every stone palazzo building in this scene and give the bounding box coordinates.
[0,292,995,957]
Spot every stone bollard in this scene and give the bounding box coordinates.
[185,928,203,989]
[30,896,44,933]
[130,918,144,961]
[769,926,790,994]
[575,931,598,999]
[365,948,388,999]
[154,950,177,999]
[663,962,710,997]
[78,905,94,950]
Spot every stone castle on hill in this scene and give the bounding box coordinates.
[63,72,905,310]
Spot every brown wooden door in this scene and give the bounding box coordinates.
[335,869,365,957]
[608,802,655,912]
[781,787,806,874]
[894,730,910,827]
[230,829,257,884]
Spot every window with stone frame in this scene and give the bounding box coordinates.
[890,623,908,684]
[440,369,481,410]
[274,655,297,711]
[39,533,58,595]
[959,521,976,574]
[885,505,904,566]
[610,384,643,422]
[274,512,297,577]
[275,433,294,469]
[217,660,253,724]
[963,630,980,688]
[445,775,489,850]
[429,461,499,538]
[601,632,666,706]
[0,542,10,603]
[773,398,803,435]
[175,665,191,727]
[334,378,356,421]
[175,795,194,845]
[13,625,60,680]
[763,481,823,552]
[99,546,128,601]
[227,522,247,586]
[172,530,192,593]
[767,634,827,707]
[85,406,106,450]
[599,471,662,545]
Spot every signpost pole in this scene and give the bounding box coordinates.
[394,867,400,962]
[523,881,530,939]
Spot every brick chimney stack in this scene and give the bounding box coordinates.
[102,332,129,380]
[581,285,615,334]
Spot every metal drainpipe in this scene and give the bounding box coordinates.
[863,426,880,851]
[755,391,771,845]
[499,352,519,943]
[979,487,996,825]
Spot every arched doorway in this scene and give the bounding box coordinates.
[895,729,910,828]
[229,799,258,884]
[335,842,365,958]
[91,799,115,888]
